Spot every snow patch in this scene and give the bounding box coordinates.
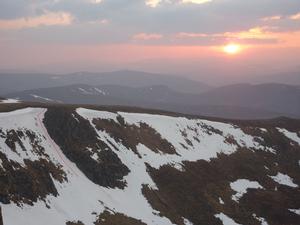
[215,213,241,225]
[72,113,80,122]
[78,87,92,95]
[94,87,108,95]
[183,217,194,225]
[76,108,118,122]
[269,172,298,188]
[77,87,108,96]
[230,179,263,202]
[219,197,224,205]
[277,128,300,145]
[289,208,300,215]
[0,98,20,103]
[253,214,269,225]
[31,94,59,102]
[260,128,267,133]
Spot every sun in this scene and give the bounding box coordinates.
[223,43,242,55]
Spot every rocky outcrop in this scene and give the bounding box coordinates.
[94,211,147,225]
[43,108,129,189]
[93,117,177,155]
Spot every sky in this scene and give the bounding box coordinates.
[0,0,300,83]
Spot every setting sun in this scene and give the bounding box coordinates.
[223,43,242,54]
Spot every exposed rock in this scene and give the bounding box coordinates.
[95,211,147,225]
[43,107,129,188]
[0,151,66,205]
[93,118,177,155]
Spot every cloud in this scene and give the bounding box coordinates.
[176,27,275,41]
[174,27,283,45]
[222,26,300,47]
[88,19,109,25]
[0,11,73,30]
[89,0,103,4]
[290,12,300,20]
[133,32,163,40]
[262,15,282,21]
[145,0,212,8]
[223,26,277,40]
[145,0,162,8]
[1,0,300,47]
[262,12,300,22]
[176,32,209,38]
[181,0,212,4]
[99,19,109,24]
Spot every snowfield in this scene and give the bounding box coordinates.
[0,107,299,225]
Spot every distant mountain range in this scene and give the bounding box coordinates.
[249,71,300,86]
[198,83,300,117]
[0,70,212,95]
[5,83,300,119]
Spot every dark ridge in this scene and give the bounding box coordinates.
[95,211,147,225]
[0,102,300,124]
[66,221,85,225]
[43,107,129,189]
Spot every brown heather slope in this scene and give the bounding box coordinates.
[0,207,3,225]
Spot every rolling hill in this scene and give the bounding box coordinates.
[0,70,212,95]
[5,83,300,119]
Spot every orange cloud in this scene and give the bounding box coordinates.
[175,26,300,48]
[146,0,212,8]
[175,27,276,42]
[0,11,73,30]
[133,33,163,40]
[290,12,300,20]
[223,26,277,40]
[176,32,209,38]
[224,27,300,47]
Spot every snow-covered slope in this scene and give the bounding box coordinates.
[0,106,299,225]
[0,98,20,103]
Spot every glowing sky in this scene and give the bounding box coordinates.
[0,0,299,81]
